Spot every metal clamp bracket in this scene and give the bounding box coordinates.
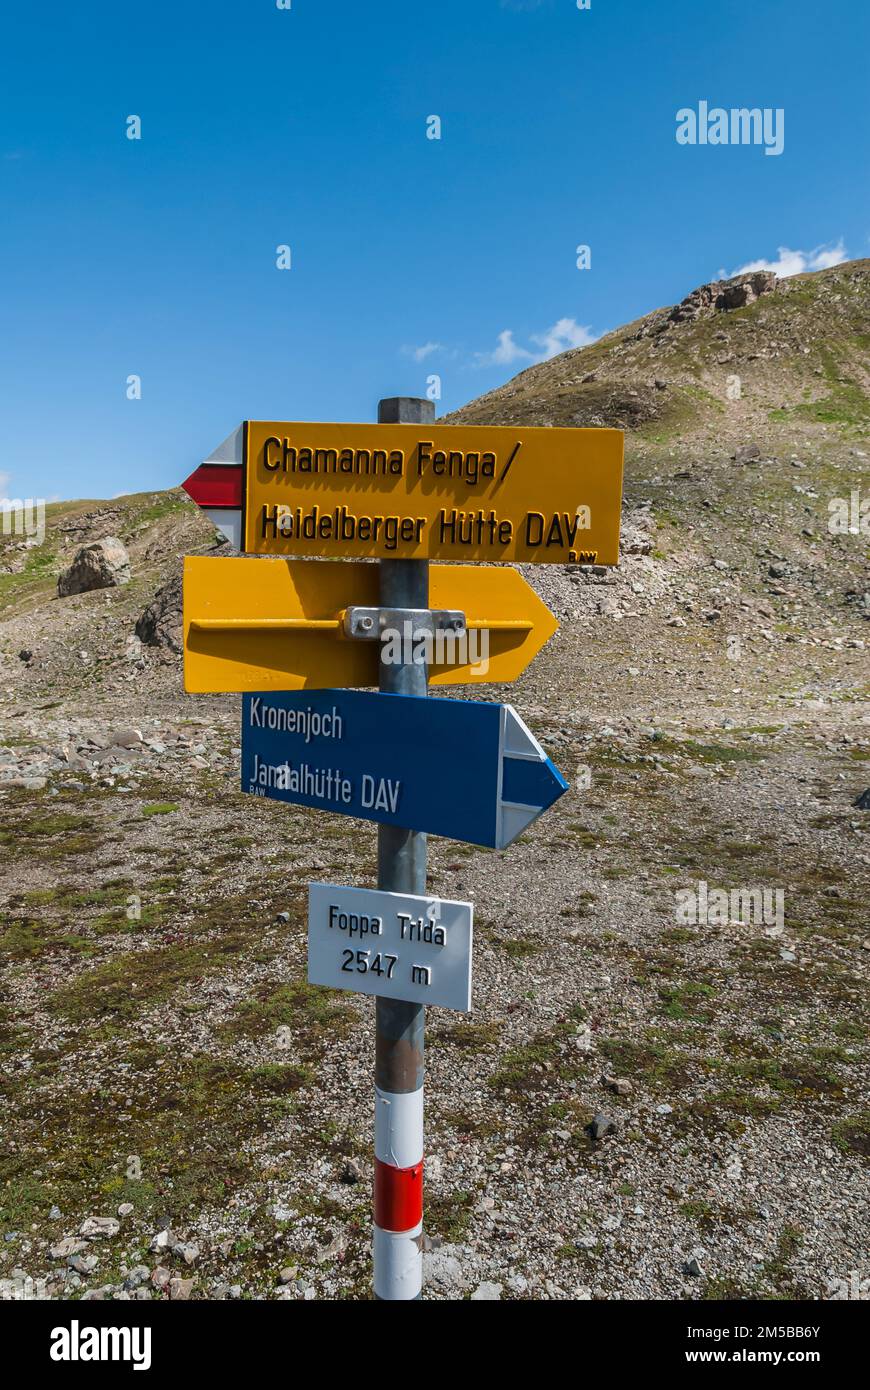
[342,606,466,641]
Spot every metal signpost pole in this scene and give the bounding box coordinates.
[182,401,610,1302]
[372,395,434,1301]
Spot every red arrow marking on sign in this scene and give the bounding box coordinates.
[181,463,244,509]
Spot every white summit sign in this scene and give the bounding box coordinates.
[308,883,473,1012]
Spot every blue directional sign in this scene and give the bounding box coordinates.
[241,689,567,849]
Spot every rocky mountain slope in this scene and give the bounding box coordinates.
[0,261,867,1303]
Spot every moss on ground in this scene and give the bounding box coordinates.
[0,1045,312,1231]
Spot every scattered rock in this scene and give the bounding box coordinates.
[135,571,182,653]
[78,1216,120,1239]
[602,1075,632,1095]
[315,1229,348,1264]
[341,1157,362,1185]
[112,729,143,749]
[470,1281,503,1300]
[50,1239,89,1260]
[422,1245,469,1294]
[587,1113,616,1140]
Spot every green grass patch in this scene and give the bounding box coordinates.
[831,1111,870,1159]
[220,981,354,1053]
[442,1021,502,1049]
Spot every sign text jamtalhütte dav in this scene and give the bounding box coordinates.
[182,421,624,564]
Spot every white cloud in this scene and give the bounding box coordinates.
[401,341,444,362]
[0,471,11,495]
[474,317,597,368]
[474,329,534,368]
[530,317,597,358]
[725,240,848,279]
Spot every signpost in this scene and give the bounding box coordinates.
[181,394,622,1301]
[183,555,559,692]
[182,418,624,564]
[308,884,473,1013]
[241,688,567,848]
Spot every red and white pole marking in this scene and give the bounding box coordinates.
[373,1084,424,1300]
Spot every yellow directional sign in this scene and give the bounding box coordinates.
[183,556,559,693]
[239,421,623,564]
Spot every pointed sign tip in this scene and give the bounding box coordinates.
[497,707,568,848]
[180,463,243,509]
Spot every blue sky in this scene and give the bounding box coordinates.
[1,0,867,502]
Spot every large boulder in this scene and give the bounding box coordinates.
[638,269,778,339]
[135,571,182,654]
[57,538,131,597]
[716,270,777,310]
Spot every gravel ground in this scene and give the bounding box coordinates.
[1,560,867,1300]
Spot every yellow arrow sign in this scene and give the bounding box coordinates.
[182,421,623,564]
[183,556,558,692]
[246,421,622,564]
